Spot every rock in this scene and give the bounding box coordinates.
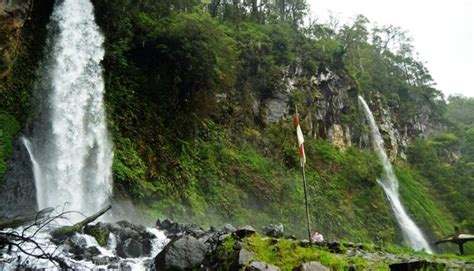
[120,262,133,271]
[155,235,207,270]
[183,224,205,238]
[156,219,205,237]
[63,234,103,261]
[389,260,446,271]
[246,261,280,271]
[83,246,101,261]
[295,261,330,271]
[218,233,231,242]
[237,248,255,266]
[107,264,120,270]
[224,223,237,233]
[116,238,151,258]
[262,224,284,238]
[92,256,110,266]
[0,138,37,218]
[300,240,311,247]
[266,91,290,123]
[235,225,256,238]
[156,219,173,230]
[327,240,342,253]
[234,241,244,250]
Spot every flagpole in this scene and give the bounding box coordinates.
[294,106,311,241]
[301,153,311,241]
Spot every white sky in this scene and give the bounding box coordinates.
[307,0,474,98]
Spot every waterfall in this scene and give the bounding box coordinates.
[25,0,113,218]
[358,96,433,253]
[20,137,43,208]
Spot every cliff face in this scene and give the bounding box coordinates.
[257,64,441,159]
[0,0,53,217]
[0,0,31,15]
[0,0,32,78]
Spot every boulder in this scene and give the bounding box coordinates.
[295,261,330,271]
[246,261,280,271]
[92,256,111,266]
[235,225,256,239]
[237,248,255,266]
[389,260,446,271]
[116,238,152,258]
[327,241,342,253]
[262,224,284,238]
[63,234,101,261]
[224,223,237,233]
[82,221,154,258]
[155,235,207,270]
[156,218,205,237]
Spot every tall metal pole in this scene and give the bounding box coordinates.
[301,155,311,241]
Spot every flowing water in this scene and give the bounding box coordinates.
[0,1,173,269]
[358,96,433,253]
[24,0,112,216]
[0,225,169,270]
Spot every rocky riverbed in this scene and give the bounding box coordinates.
[1,218,473,270]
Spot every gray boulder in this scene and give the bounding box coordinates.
[155,235,207,270]
[223,223,237,233]
[262,224,284,238]
[389,260,446,271]
[295,262,330,271]
[235,225,256,238]
[237,248,256,266]
[246,261,280,271]
[117,238,151,258]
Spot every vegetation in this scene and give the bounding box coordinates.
[220,234,466,270]
[0,114,19,179]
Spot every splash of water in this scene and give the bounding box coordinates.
[0,226,169,270]
[25,0,112,217]
[358,96,433,253]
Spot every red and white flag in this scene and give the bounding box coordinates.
[294,109,306,167]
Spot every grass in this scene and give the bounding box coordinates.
[241,234,367,270]
[395,163,459,253]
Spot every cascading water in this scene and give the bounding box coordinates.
[358,96,433,253]
[20,137,43,208]
[25,0,113,216]
[1,1,171,269]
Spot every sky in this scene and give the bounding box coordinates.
[306,0,474,98]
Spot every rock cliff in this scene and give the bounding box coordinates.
[258,64,442,159]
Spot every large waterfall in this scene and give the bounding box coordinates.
[358,96,432,253]
[25,0,112,217]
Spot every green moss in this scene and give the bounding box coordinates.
[50,224,83,241]
[84,225,110,247]
[395,164,456,241]
[0,114,20,180]
[242,234,371,270]
[112,137,152,199]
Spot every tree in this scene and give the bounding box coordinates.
[1,206,112,269]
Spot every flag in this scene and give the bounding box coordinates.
[294,109,306,167]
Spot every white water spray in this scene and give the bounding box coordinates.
[358,96,433,253]
[26,0,112,217]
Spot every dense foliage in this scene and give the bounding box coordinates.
[408,96,474,232]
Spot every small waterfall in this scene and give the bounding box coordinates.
[26,0,112,217]
[20,137,44,208]
[358,96,433,253]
